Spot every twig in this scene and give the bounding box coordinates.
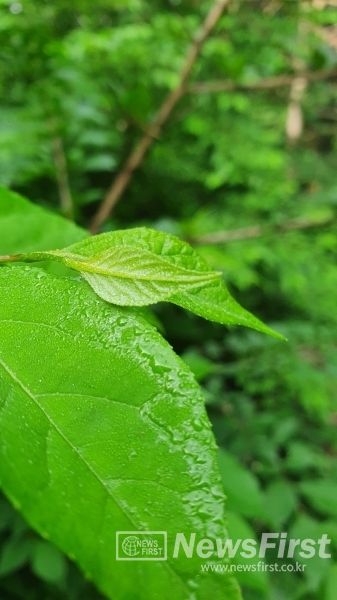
[187,67,337,94]
[190,215,333,245]
[286,75,307,142]
[50,121,74,219]
[285,25,308,145]
[90,0,230,234]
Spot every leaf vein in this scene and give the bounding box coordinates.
[0,358,139,528]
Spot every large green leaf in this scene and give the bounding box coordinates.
[0,266,241,600]
[0,186,87,280]
[0,186,86,254]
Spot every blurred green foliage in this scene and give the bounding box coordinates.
[1,0,337,598]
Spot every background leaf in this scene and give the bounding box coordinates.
[31,541,67,584]
[226,511,268,592]
[325,564,337,600]
[262,480,297,529]
[299,481,337,518]
[217,450,264,520]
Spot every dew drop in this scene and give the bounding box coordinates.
[192,419,203,432]
[41,530,49,540]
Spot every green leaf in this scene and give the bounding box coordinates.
[0,186,86,255]
[19,246,221,305]
[0,536,32,577]
[181,350,218,382]
[262,480,297,529]
[3,232,221,306]
[325,564,337,600]
[0,186,88,279]
[322,521,337,551]
[289,514,331,590]
[217,450,265,519]
[285,441,324,472]
[226,511,268,592]
[0,266,241,600]
[31,540,67,584]
[299,480,337,518]
[170,284,283,339]
[2,227,285,338]
[0,495,16,533]
[66,228,284,338]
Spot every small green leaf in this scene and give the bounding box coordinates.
[31,541,67,584]
[1,227,285,338]
[170,284,283,339]
[3,233,221,306]
[325,564,337,600]
[0,536,32,577]
[59,243,220,305]
[0,496,16,533]
[263,480,297,529]
[289,514,331,590]
[285,441,324,472]
[217,450,265,519]
[299,480,337,518]
[226,511,268,592]
[64,228,285,338]
[181,350,218,381]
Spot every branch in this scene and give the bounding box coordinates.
[285,25,307,144]
[50,120,74,220]
[286,76,307,142]
[187,66,337,94]
[90,0,230,234]
[190,215,333,245]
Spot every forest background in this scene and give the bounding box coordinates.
[1,1,337,599]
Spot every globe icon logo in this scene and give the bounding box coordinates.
[122,535,140,557]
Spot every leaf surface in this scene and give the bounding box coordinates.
[9,243,221,306]
[0,266,241,600]
[6,227,284,338]
[0,186,86,254]
[63,229,284,338]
